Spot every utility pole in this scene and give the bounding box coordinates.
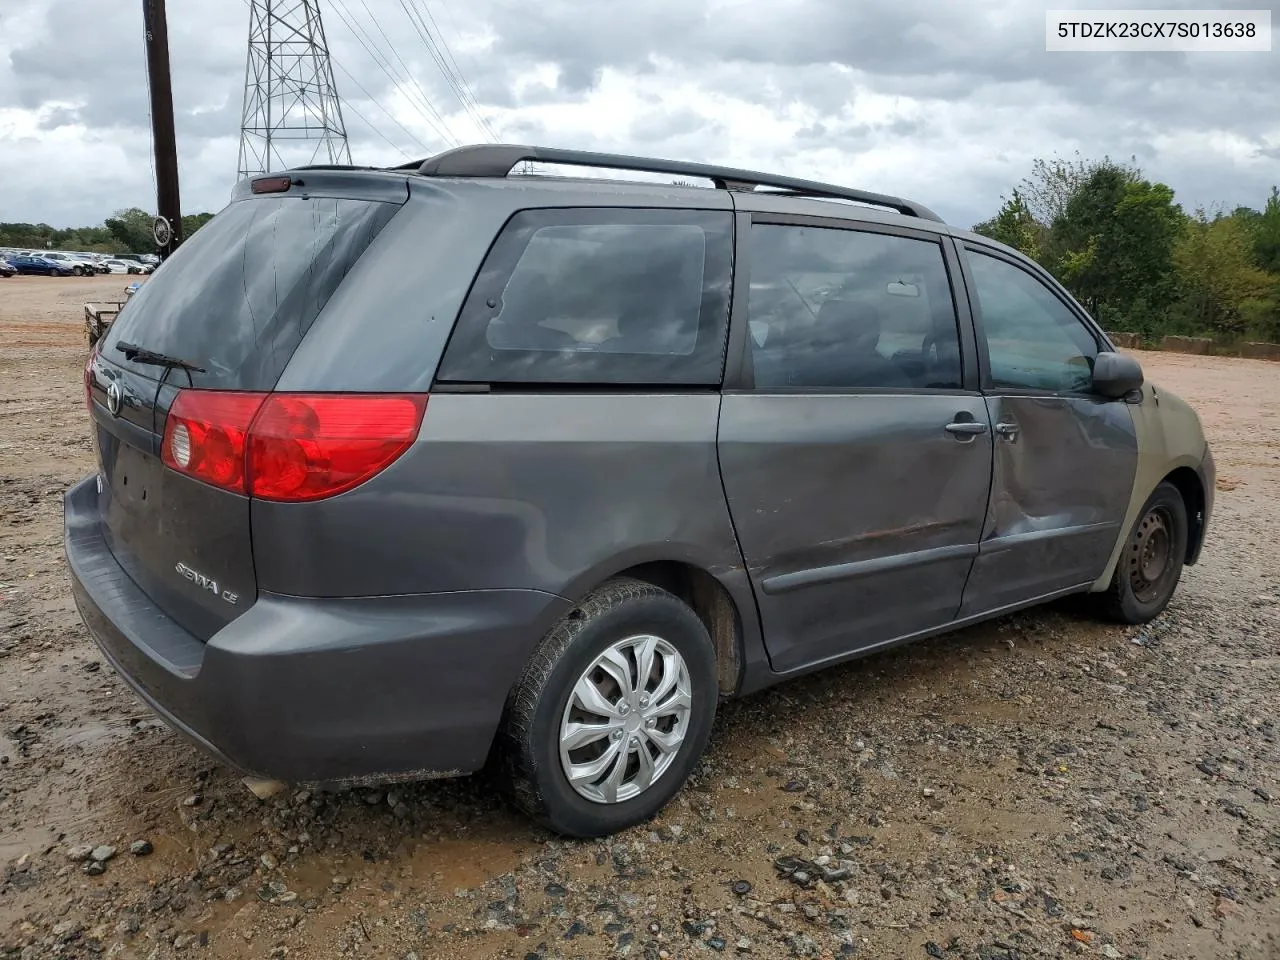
[142,0,183,255]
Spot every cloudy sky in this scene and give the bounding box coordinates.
[1,0,1276,230]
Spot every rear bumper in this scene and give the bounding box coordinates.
[64,475,570,785]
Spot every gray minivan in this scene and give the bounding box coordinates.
[66,145,1213,838]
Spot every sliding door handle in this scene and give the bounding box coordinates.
[994,422,1020,441]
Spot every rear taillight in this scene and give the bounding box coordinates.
[160,391,427,501]
[83,351,94,411]
[248,394,427,501]
[162,391,267,493]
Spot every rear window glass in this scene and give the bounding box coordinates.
[436,208,733,386]
[101,195,399,390]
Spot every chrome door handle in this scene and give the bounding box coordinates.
[994,422,1020,441]
[944,421,988,436]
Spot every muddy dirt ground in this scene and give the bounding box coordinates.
[1,276,1277,960]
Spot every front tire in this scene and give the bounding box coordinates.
[500,578,718,838]
[1097,481,1188,624]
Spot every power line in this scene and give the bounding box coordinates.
[353,0,461,143]
[326,0,461,147]
[434,0,491,99]
[330,58,428,156]
[342,98,413,160]
[397,0,499,143]
[409,0,498,140]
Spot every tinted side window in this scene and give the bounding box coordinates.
[966,250,1099,393]
[746,224,963,390]
[437,209,733,386]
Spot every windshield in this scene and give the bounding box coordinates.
[101,195,400,390]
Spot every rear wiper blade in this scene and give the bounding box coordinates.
[114,341,206,373]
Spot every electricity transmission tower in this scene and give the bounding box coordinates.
[237,0,352,180]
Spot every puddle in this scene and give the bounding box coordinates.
[0,824,55,863]
[56,721,128,751]
[410,834,532,890]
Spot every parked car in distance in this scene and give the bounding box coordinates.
[80,254,112,274]
[32,251,96,276]
[67,144,1215,839]
[0,257,15,277]
[110,253,156,273]
[10,253,75,276]
[101,259,144,275]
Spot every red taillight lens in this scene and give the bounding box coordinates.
[159,391,427,501]
[248,394,427,501]
[161,391,267,493]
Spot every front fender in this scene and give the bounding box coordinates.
[1090,382,1210,591]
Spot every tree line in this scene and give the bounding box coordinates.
[973,155,1280,343]
[0,208,215,255]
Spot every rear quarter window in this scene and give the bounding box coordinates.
[436,208,734,386]
[101,195,400,390]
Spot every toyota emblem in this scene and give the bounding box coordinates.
[106,381,123,417]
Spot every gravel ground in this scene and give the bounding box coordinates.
[1,277,1278,960]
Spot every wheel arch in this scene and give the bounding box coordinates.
[559,553,757,699]
[1162,465,1207,565]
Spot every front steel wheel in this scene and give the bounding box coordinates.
[1128,505,1177,605]
[1098,481,1188,624]
[559,633,692,805]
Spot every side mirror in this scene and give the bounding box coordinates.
[1092,350,1144,399]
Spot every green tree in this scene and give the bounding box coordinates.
[1045,166,1182,322]
[181,212,216,238]
[1252,186,1280,273]
[104,207,157,253]
[1015,151,1142,225]
[1173,209,1275,335]
[971,189,1045,260]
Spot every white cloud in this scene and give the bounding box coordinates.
[0,0,1277,228]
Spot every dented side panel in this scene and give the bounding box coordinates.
[958,393,1138,616]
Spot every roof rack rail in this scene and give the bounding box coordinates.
[399,144,943,222]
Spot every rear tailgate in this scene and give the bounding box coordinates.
[88,177,405,640]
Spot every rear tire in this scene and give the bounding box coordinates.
[500,577,718,838]
[1096,481,1188,624]
[72,266,84,277]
